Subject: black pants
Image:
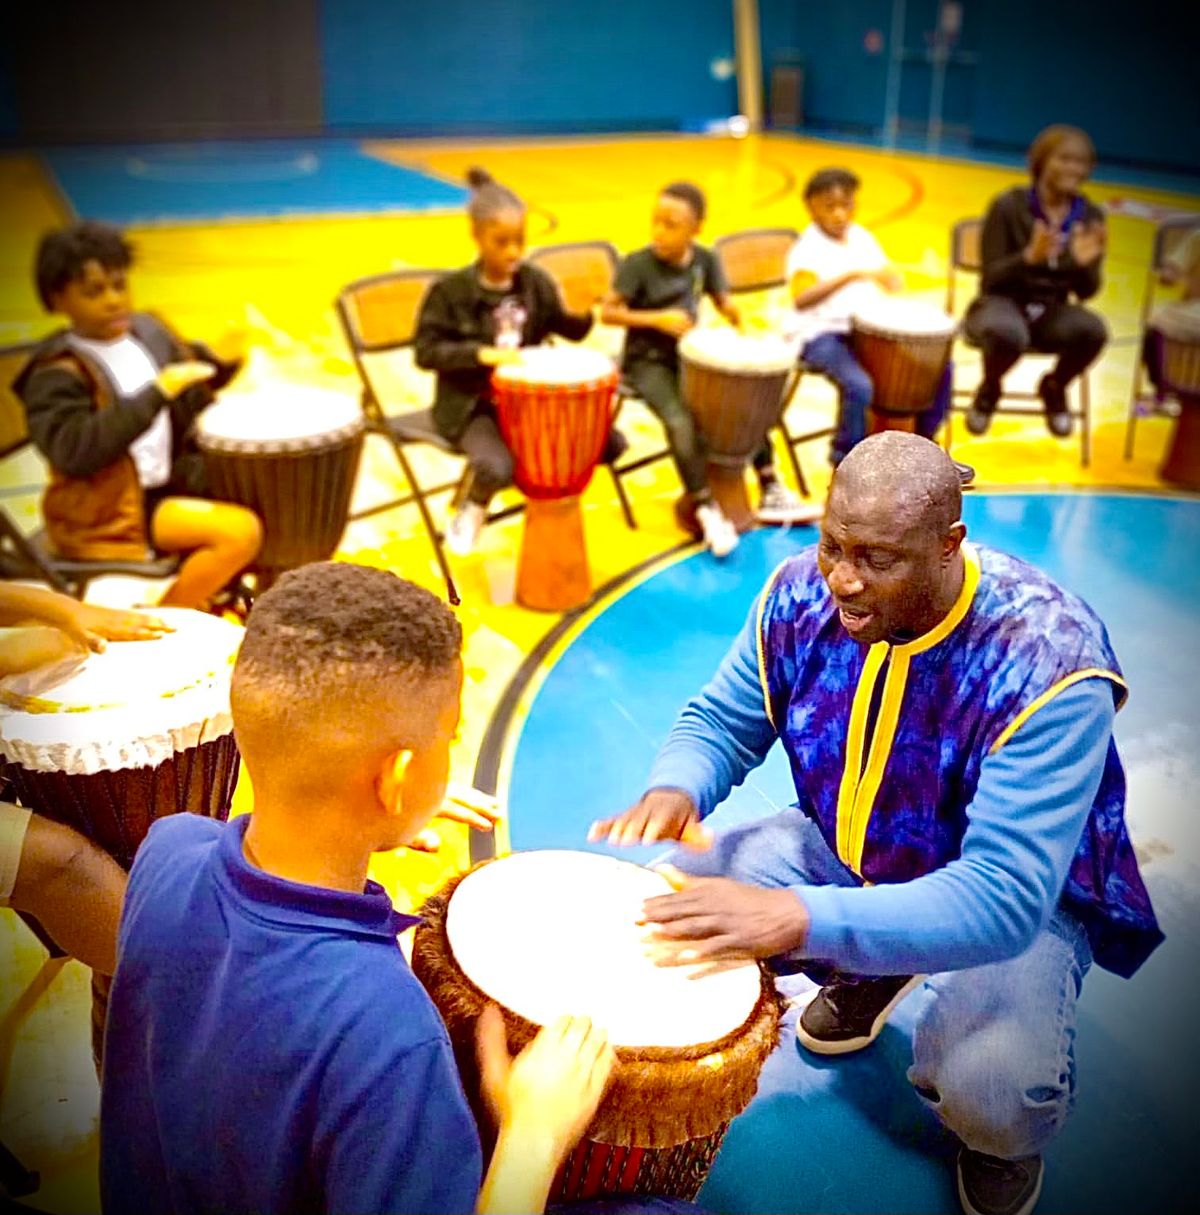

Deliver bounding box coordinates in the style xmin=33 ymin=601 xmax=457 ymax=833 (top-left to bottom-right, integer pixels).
xmin=964 ymin=296 xmax=1107 ymax=392
xmin=623 ymin=359 xmax=773 ymax=497
xmin=458 ymin=407 xmax=627 ymax=506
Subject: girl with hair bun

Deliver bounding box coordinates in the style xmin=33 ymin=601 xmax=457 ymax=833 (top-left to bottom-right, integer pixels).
xmin=415 ymin=168 xmax=625 ymax=556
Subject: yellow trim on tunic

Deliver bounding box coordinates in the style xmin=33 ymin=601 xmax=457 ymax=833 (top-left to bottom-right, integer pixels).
xmin=990 ymin=667 xmax=1129 ymax=753
xmin=755 ymin=558 xmax=795 ymax=731
xmin=835 ymin=641 xmax=888 ymax=866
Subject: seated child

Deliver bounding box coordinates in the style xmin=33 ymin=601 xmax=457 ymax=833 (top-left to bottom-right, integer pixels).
xmin=1143 ymin=226 xmax=1200 ymax=404
xmin=787 ymin=168 xmax=954 ymax=467
xmin=603 ymin=181 xmax=812 ymax=557
xmin=13 ymin=221 xmax=262 ymax=610
xmin=416 ymin=168 xmax=627 ymax=556
xmin=100 ymin=561 xmax=615 ymax=1215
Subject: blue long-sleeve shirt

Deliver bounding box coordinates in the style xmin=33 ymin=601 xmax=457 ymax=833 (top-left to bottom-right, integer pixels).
xmin=647 ymin=602 xmax=1114 ymax=975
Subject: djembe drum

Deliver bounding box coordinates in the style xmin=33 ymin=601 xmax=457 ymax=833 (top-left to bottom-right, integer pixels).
xmin=851 ymin=298 xmax=957 ymax=431
xmin=0 ymin=608 xmax=242 ymax=1061
xmin=492 ymin=348 xmax=618 ymax=612
xmin=678 ymin=329 xmax=795 ymax=532
xmin=195 ymin=387 xmax=365 ymax=584
xmin=413 ymin=850 xmax=780 ymax=1202
xmin=1155 ymin=302 xmax=1200 ymax=489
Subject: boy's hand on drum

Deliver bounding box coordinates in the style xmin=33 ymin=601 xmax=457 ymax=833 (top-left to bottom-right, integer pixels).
xmin=477 ymin=1004 xmax=615 ymax=1156
xmin=62 ymin=603 xmax=173 ymax=652
xmin=437 ymin=783 xmax=501 ymax=833
xmin=640 ymin=867 xmax=810 ymax=967
xmin=157 ymin=361 xmax=217 ymax=399
xmin=478 ymin=346 xmax=524 ymax=367
xmin=655 ymin=309 xmax=695 ymax=339
xmin=208 ymin=324 xmax=250 ymax=365
xmin=871 ymin=267 xmax=904 ymax=292
xmin=588 ymin=788 xmax=713 ymax=849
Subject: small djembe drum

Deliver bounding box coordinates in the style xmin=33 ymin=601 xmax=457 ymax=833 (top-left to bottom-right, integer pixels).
xmin=413 ymin=850 xmax=781 ymax=1202
xmin=851 ymin=298 xmax=957 ymax=431
xmin=678 ymin=328 xmax=795 ymax=532
xmin=194 ymin=387 xmax=365 ymax=585
xmin=0 ymin=608 xmax=242 ymax=1061
xmin=492 ymin=348 xmax=619 ymax=612
xmin=1155 ymin=301 xmax=1200 ymax=489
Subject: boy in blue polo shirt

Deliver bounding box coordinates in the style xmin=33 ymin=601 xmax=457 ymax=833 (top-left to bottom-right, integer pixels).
xmin=100 ymin=562 xmax=614 ymax=1215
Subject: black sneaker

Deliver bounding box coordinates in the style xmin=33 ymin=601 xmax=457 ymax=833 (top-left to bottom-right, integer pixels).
xmin=796 ymin=973 xmax=925 ymax=1055
xmin=1038 ymin=375 xmax=1072 ymax=438
xmin=957 ymin=1147 xmax=1044 ymax=1215
xmin=953 ymin=459 xmax=977 ymax=487
xmin=965 ymin=385 xmax=999 ymax=435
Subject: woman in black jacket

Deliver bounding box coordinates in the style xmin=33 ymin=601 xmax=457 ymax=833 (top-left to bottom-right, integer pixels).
xmin=415 ymin=168 xmax=624 ymax=556
xmin=965 ymin=125 xmax=1108 ymax=437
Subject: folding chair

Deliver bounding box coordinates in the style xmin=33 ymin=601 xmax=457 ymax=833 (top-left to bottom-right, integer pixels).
xmin=524 ymin=241 xmax=642 ymax=528
xmin=0 ymin=341 xmax=181 ymax=597
xmin=944 ymin=218 xmax=1093 ymax=466
xmin=1124 ymin=215 xmax=1200 ymax=459
xmin=713 ymin=227 xmax=828 ymax=498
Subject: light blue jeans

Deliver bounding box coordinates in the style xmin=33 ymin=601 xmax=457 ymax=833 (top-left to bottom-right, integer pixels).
xmin=666 ymin=810 xmax=1092 ymax=1159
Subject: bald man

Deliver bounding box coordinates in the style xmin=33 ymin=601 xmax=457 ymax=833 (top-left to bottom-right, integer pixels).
xmin=592 ymin=433 xmax=1160 ymax=1215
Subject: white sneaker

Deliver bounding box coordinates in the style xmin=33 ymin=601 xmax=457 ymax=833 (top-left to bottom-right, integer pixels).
xmin=444 ymin=502 xmax=486 ymax=556
xmin=695 ymin=502 xmax=739 ymax=558
xmin=757 ymin=481 xmax=823 ymax=526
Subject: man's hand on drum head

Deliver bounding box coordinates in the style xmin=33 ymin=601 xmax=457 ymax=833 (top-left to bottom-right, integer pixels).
xmin=587 ymin=788 xmax=713 ymax=849
xmin=639 ymin=866 xmax=810 ymax=970
xmin=156 ymin=361 xmax=216 ymax=399
xmin=478 ymin=346 xmax=525 ymax=367
xmin=476 ymin=1004 xmax=616 ymax=1154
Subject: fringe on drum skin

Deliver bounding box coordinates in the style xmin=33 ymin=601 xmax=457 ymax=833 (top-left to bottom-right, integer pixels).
xmin=411 ymin=865 xmax=784 ymax=1150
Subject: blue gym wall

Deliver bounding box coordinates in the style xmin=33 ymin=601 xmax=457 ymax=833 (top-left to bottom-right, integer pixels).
xmin=318 ymin=0 xmax=738 ymax=135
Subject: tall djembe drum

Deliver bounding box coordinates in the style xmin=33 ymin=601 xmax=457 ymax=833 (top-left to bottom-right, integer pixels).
xmin=0 ymin=608 xmax=243 ymax=1060
xmin=492 ymin=348 xmax=619 ymax=612
xmin=678 ymin=329 xmax=794 ymax=532
xmin=195 ymin=387 xmax=365 ymax=586
xmin=851 ymin=298 xmax=957 ymax=432
xmin=1155 ymin=301 xmax=1200 ymax=489
xmin=413 ymin=850 xmax=781 ymax=1202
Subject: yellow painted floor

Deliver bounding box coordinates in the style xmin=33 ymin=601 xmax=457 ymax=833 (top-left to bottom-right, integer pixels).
xmin=0 ymin=131 xmax=1197 ymax=1210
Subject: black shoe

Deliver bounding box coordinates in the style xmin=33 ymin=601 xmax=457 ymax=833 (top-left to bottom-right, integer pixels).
xmin=965 ymin=385 xmax=999 ymax=435
xmin=1038 ymin=375 xmax=1072 ymax=438
xmin=953 ymin=459 xmax=976 ymax=487
xmin=957 ymin=1147 xmax=1044 ymax=1215
xmin=796 ymin=973 xmax=925 ymax=1055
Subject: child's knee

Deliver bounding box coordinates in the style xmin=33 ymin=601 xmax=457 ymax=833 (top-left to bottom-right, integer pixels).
xmin=220 ymin=506 xmax=263 ymax=564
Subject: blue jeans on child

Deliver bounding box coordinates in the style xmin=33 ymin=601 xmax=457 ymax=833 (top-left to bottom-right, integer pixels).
xmin=666 ymin=810 xmax=1092 ymax=1160
xmin=801 ymin=331 xmax=953 ymax=464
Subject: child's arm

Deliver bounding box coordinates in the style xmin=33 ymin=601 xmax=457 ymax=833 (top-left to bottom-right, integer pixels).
xmin=712 ymin=293 xmax=742 ymax=329
xmin=536 ymin=271 xmax=593 ymax=343
xmin=23 ymin=362 xmax=213 ymax=479
xmin=414 ymin=280 xmax=497 ymax=372
xmin=599 ymin=293 xmax=693 ymax=338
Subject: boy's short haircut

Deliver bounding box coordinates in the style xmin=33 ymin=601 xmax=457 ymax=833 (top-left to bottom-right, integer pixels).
xmin=660 ymin=181 xmax=707 ymax=222
xmin=236 ymin=562 xmax=462 ymax=696
xmin=803 ymin=168 xmax=861 ymax=200
xmin=34 ymin=221 xmax=134 ymax=311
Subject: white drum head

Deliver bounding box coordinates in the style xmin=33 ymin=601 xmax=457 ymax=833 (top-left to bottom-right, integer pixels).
xmin=678 ymin=328 xmax=795 ymax=374
xmin=851 ymin=297 xmax=957 ymax=338
xmin=445 ymin=850 xmax=763 ymax=1049
xmin=493 ymin=346 xmax=616 ymax=386
xmin=0 ymin=608 xmax=241 ymax=774
xmin=196 ymin=385 xmax=363 ymax=452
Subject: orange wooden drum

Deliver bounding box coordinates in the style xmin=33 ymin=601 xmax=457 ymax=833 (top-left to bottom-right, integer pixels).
xmin=413 ymin=851 xmax=780 ymax=1202
xmin=1156 ymin=303 xmax=1200 ymax=489
xmin=851 ymin=299 xmax=957 ymax=431
xmin=492 ymin=348 xmax=618 ymax=612
xmin=678 ymin=329 xmax=795 ymax=531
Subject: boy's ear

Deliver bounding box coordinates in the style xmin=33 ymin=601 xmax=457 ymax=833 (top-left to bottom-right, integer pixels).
xmin=376 ymin=749 xmax=413 ymax=818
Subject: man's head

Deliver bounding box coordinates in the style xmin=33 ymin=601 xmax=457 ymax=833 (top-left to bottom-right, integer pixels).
xmin=652 ymin=181 xmax=705 ymax=263
xmin=803 ymin=168 xmax=860 ymax=241
xmin=231 ymin=563 xmax=463 ymax=852
xmin=818 ymin=433 xmax=966 ymax=645
xmin=35 ymin=221 xmax=135 ymax=339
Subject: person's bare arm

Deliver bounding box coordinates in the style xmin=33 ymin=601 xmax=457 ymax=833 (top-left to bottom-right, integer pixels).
xmin=600 ymin=292 xmax=694 ymax=338
xmin=790 ymin=267 xmax=864 ymax=310
xmin=9 ymin=814 xmax=126 ymax=974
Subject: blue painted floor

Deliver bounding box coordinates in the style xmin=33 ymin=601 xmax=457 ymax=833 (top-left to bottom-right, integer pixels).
xmin=506 ymin=493 xmax=1199 ymax=1213
xmin=44 ymin=140 xmax=467 ymax=225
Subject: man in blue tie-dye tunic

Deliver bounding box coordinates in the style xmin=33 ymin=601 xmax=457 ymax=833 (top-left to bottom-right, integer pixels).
xmin=592 ymin=432 xmax=1160 ymax=1215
